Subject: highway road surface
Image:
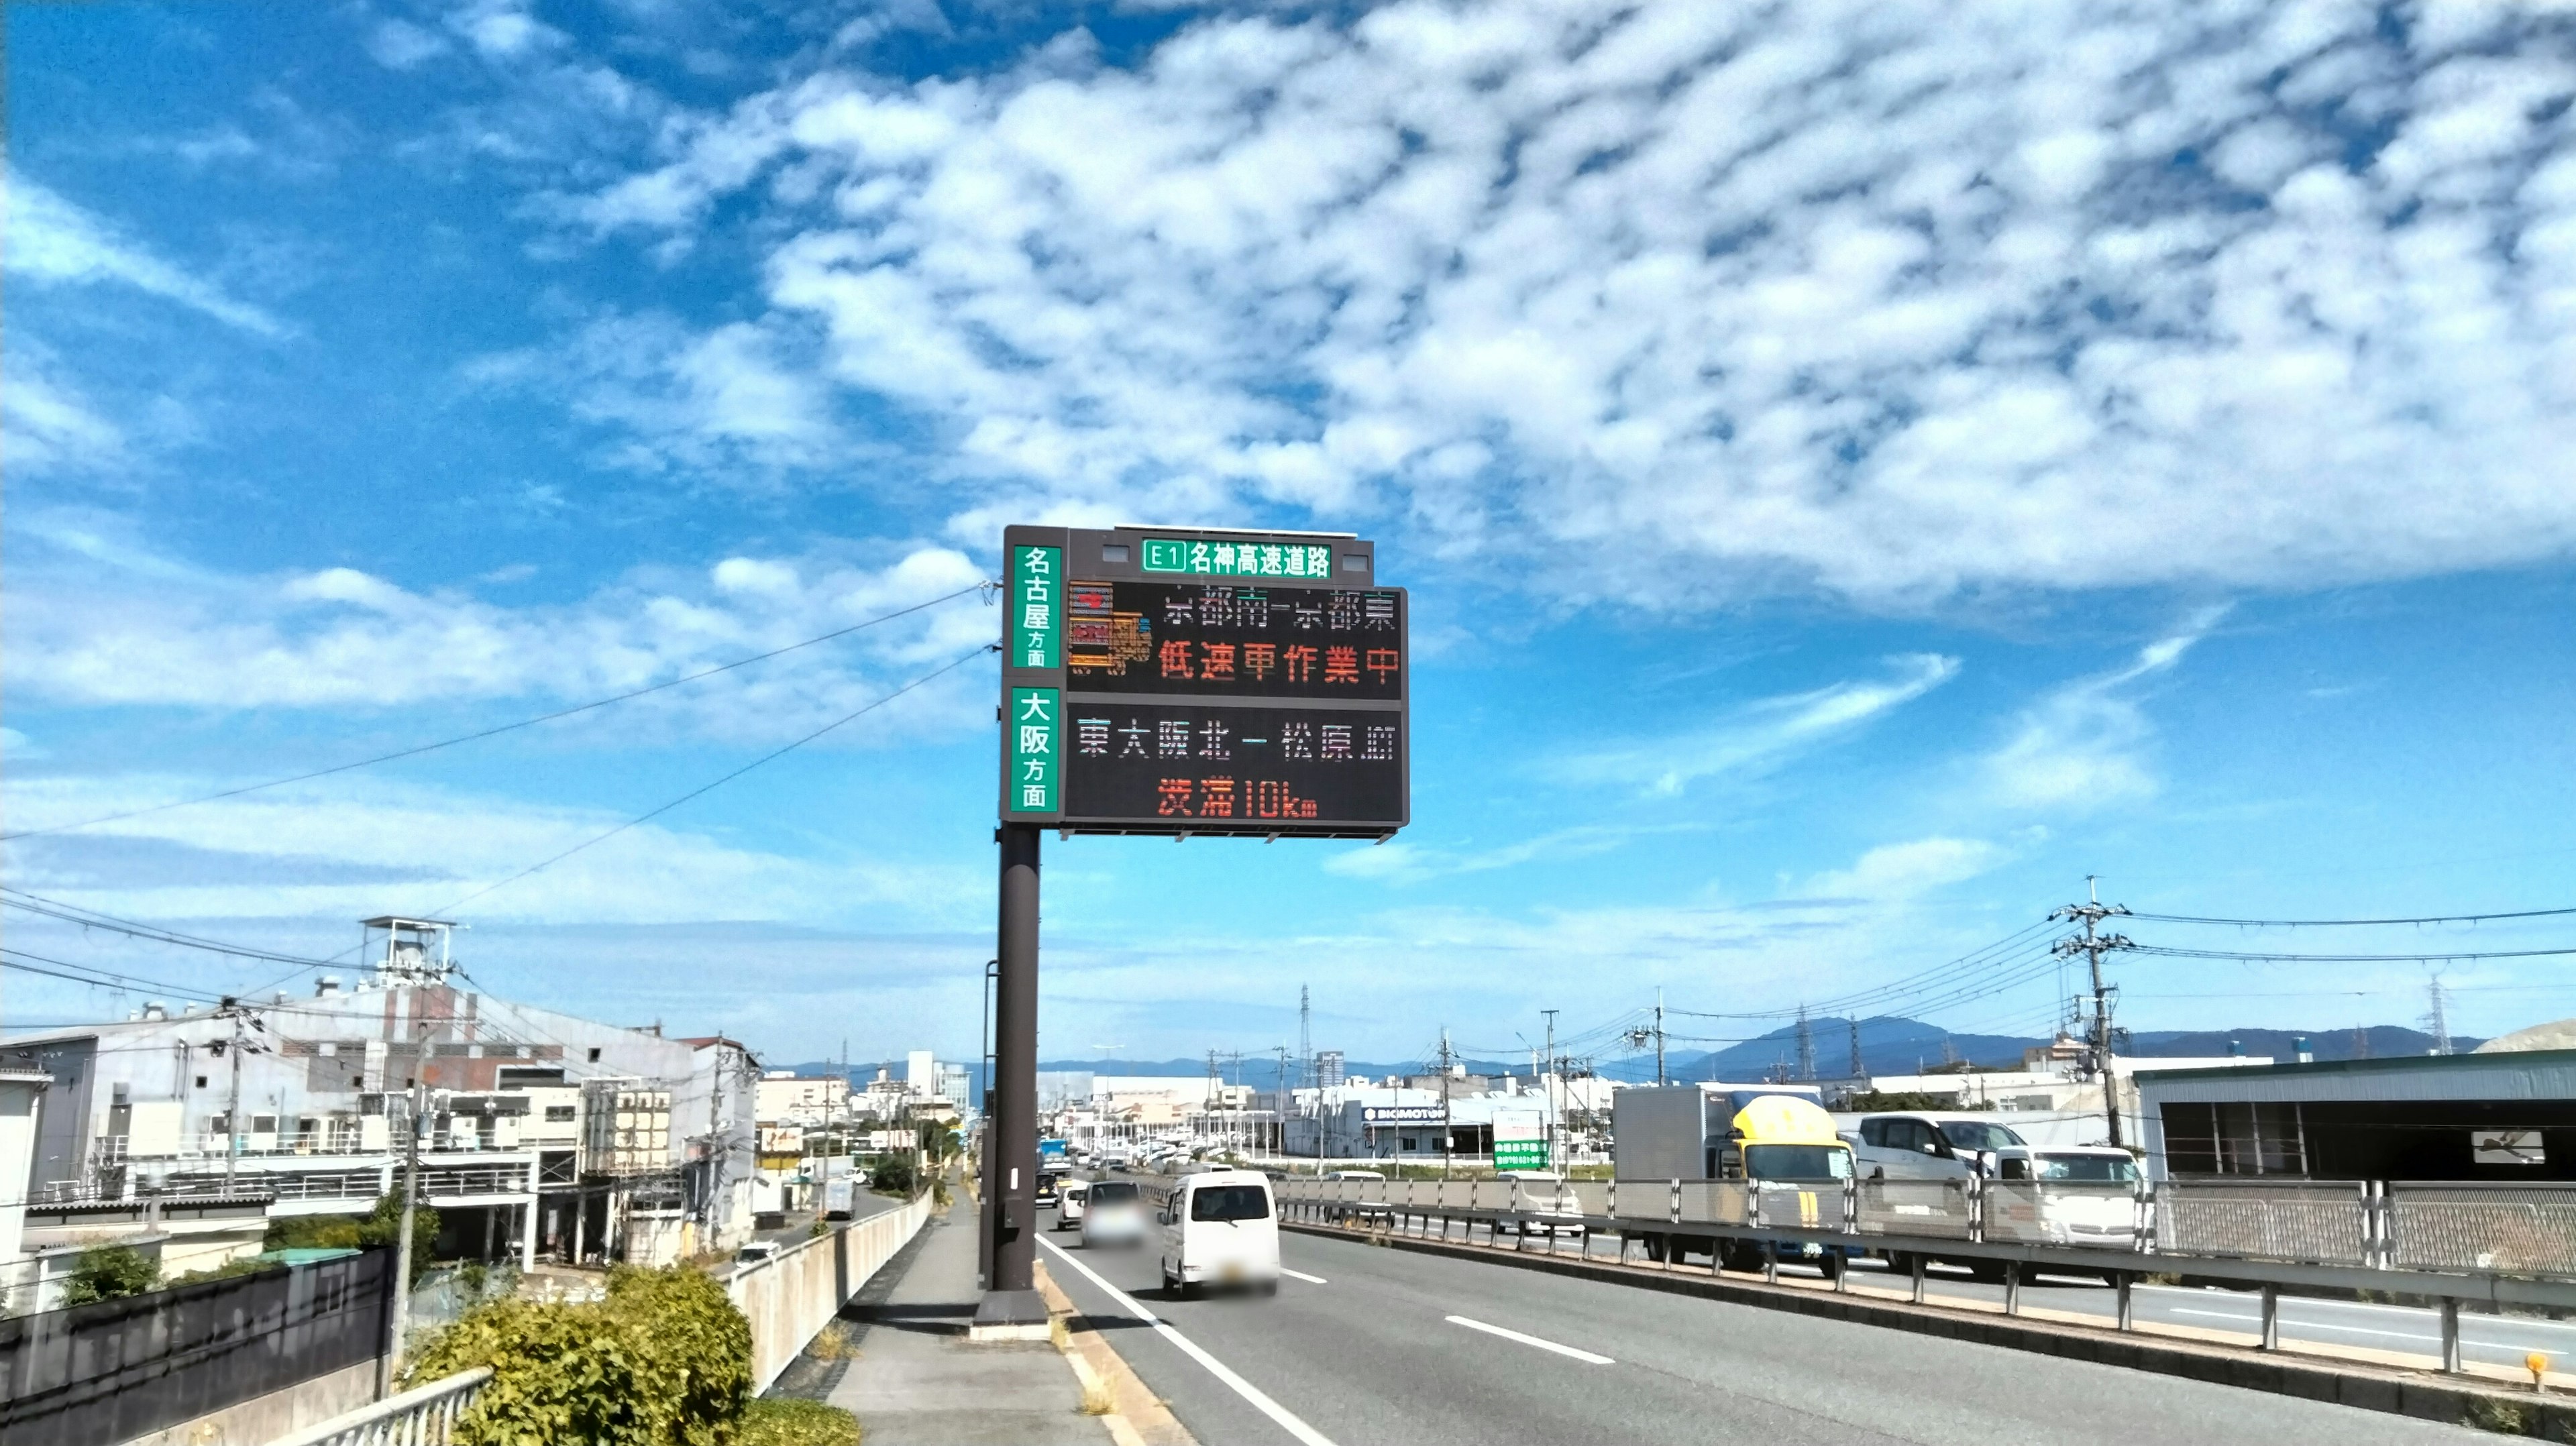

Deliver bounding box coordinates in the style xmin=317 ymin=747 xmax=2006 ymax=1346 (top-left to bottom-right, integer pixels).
xmin=1373 ymin=1219 xmax=2576 ymax=1376
xmin=1036 ymin=1209 xmax=2487 ymax=1446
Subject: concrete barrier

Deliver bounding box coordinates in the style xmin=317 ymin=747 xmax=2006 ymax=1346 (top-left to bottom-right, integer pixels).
xmin=727 ymin=1195 xmax=932 ymax=1392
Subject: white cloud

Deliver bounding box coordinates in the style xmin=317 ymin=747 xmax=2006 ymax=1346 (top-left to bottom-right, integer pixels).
xmin=1982 ymin=606 xmax=2229 ymax=812
xmin=1320 ymin=822 xmax=1705 ymax=884
xmin=0 ymin=773 xmax=983 ymax=928
xmin=551 ymin=0 xmax=2576 ymax=606
xmin=2 ymin=353 xmax=125 ymax=474
xmin=1561 ymin=653 xmax=1959 ymax=796
xmin=5 ymin=173 xmax=286 ymax=337
xmin=1800 ymin=836 xmax=2004 ymax=901
xmin=366 ymin=17 xmax=452 ymax=70
xmin=5 ymin=514 xmax=996 ymax=737
xmin=466 ymin=314 xmax=844 ymax=476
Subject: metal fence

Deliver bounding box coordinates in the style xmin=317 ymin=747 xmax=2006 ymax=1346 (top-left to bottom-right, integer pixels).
xmin=0 ymin=1249 xmax=391 ymax=1446
xmin=1852 ymin=1177 xmax=1976 ymax=1239
xmin=268 ymin=1366 xmax=492 ymax=1446
xmin=2389 ymin=1182 xmax=2576 ymax=1276
xmin=1273 ymin=1174 xmax=2576 ymax=1283
xmin=2156 ymin=1178 xmax=2372 ymax=1267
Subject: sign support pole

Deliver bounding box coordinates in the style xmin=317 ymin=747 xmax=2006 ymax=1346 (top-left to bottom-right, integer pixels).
xmin=973 ymin=822 xmax=1047 ymax=1338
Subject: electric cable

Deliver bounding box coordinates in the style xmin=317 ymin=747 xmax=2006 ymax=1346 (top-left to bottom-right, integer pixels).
xmin=2128 ymin=905 xmax=2576 ymax=928
xmin=420 ymin=643 xmax=998 ymax=918
xmin=1 ymin=581 xmax=994 ymax=842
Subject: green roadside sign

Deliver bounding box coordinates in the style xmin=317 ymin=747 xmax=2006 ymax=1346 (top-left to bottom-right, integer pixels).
xmin=1493 ymin=1137 xmax=1548 ymax=1170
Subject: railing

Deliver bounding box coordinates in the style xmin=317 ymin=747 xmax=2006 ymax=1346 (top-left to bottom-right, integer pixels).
xmin=2157 ymin=1178 xmax=2371 ymax=1266
xmin=729 ymin=1194 xmax=934 ymax=1391
xmin=1854 ymin=1178 xmax=1976 ymax=1239
xmin=1275 ymin=1174 xmax=2576 ymax=1283
xmin=268 ymin=1367 xmax=494 ymax=1446
xmin=2390 ymin=1182 xmax=2576 ymax=1276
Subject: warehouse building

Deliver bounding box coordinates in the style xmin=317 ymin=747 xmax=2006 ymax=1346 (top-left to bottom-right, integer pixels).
xmin=2137 ymin=1042 xmax=2576 ymax=1181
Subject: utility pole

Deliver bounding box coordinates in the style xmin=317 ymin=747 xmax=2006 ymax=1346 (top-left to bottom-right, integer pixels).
xmin=212 ymin=997 xmax=266 ymax=1192
xmin=383 ymin=1078 xmax=425 ymax=1397
xmin=1297 ymin=985 xmax=1312 ymax=1095
xmin=2051 ymin=877 xmax=2135 ymax=1150
xmin=1542 ymin=1009 xmax=1558 ymax=1169
xmin=1272 ymin=1046 xmax=1292 ymax=1167
xmin=1438 ymin=1030 xmax=1454 ymax=1180
xmin=976 ymin=823 xmax=1043 ymax=1336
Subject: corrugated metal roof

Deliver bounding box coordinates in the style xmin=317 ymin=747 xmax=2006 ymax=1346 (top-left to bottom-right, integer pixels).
xmin=2136 ymin=1048 xmax=2576 ymax=1103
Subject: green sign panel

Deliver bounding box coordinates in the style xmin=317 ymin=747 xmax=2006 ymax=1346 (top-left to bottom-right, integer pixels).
xmin=1008 ymin=687 xmax=1060 ymax=814
xmin=1493 ymin=1137 xmax=1548 ymax=1170
xmin=1012 ymin=544 xmax=1061 ymax=669
xmin=1142 ymin=537 xmax=1336 ymax=579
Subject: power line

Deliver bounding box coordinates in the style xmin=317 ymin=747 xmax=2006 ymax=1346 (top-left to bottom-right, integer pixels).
xmin=1 ymin=581 xmax=994 ymax=842
xmin=0 ymin=891 xmax=345 ymax=970
xmin=2131 ymin=944 xmax=2576 ymax=964
xmin=421 ymin=643 xmax=997 ymax=917
xmin=2128 ymin=905 xmax=2576 ymax=928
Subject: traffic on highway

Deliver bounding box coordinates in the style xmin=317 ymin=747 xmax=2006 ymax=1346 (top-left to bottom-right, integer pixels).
xmin=1028 ymin=1167 xmax=2498 ymax=1446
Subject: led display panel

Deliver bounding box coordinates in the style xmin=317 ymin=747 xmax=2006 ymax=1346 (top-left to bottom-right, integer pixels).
xmin=1001 ymin=525 xmax=1407 ymax=838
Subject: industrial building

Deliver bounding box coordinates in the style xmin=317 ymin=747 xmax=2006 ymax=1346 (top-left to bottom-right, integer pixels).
xmin=0 ymin=917 xmax=760 ymax=1306
xmin=2137 ymin=1040 xmax=2576 ymax=1180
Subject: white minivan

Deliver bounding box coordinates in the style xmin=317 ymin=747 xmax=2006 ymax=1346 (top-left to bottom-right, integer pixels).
xmin=1159 ymin=1168 xmax=1281 ymax=1298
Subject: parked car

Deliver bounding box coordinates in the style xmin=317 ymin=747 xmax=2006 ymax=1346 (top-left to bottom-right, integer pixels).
xmin=1160 ymin=1168 xmax=1281 ymax=1298
xmin=1848 ymin=1113 xmax=2029 ymax=1180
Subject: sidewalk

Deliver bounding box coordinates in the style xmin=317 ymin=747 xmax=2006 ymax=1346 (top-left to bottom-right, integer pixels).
xmin=826 ymin=1200 xmax=1114 ymax=1446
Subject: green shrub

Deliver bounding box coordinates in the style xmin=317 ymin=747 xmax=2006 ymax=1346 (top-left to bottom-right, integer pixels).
xmin=407 ymin=1264 xmax=752 ymax=1446
xmin=267 ymin=1189 xmax=439 ymax=1280
xmin=733 ymin=1399 xmax=861 ymax=1446
xmin=60 ymin=1245 xmax=160 ymax=1304
xmin=867 ymin=1156 xmax=919 ymax=1197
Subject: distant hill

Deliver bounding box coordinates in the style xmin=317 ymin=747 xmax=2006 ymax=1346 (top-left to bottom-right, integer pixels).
xmin=782 ymin=1019 xmax=2478 ymax=1099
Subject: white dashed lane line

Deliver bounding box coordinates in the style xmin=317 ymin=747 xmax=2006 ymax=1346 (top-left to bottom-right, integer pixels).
xmin=1444 ymin=1314 xmax=1617 ymax=1366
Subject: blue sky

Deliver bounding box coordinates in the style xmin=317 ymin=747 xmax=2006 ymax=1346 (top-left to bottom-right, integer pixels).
xmin=7 ymin=0 xmax=2575 ymax=1071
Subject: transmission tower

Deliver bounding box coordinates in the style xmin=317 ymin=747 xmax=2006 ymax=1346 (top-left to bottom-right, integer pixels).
xmin=2424 ymin=976 xmax=2453 ymax=1056
xmin=2051 ymin=877 xmax=2135 ymax=1149
xmin=1794 ymin=1004 xmax=1816 ymax=1081
xmin=1847 ymin=1018 xmax=1864 ymax=1080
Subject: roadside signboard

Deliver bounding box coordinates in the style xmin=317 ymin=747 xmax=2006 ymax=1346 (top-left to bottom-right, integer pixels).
xmin=1000 ymin=525 xmax=1408 ymax=838
xmin=1493 ymin=1121 xmax=1548 ymax=1170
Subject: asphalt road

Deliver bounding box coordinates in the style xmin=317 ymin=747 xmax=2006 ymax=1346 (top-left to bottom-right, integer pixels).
xmin=1034 ymin=1209 xmax=2486 ymax=1446
xmin=1548 ymin=1229 xmax=2576 ymax=1376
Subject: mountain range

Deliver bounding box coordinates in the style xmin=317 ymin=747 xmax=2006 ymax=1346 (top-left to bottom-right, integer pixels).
xmin=790 ymin=1016 xmax=2479 ymax=1097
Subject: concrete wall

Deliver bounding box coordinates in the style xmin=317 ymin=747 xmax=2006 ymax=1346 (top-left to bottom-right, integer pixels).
xmin=727 ymin=1194 xmax=931 ymax=1392
xmin=116 ymin=1359 xmax=378 ymax=1446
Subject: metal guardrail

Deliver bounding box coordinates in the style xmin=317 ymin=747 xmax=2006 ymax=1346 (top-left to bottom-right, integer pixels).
xmin=268 ymin=1367 xmax=494 ymax=1446
xmin=1272 ymin=1174 xmax=2576 ymax=1375
xmin=1275 ymin=1174 xmax=2576 ymax=1282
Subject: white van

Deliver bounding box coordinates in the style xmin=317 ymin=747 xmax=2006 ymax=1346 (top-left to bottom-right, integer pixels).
xmin=1848 ymin=1113 xmax=2029 ymax=1180
xmin=1055 ymin=1178 xmax=1090 ymax=1231
xmin=1158 ymin=1168 xmax=1281 ymax=1298
xmin=1496 ymin=1170 xmax=1586 ymax=1237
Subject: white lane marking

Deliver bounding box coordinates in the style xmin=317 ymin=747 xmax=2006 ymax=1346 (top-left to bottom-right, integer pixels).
xmin=1039 ymin=1237 xmax=1340 ymax=1446
xmin=1444 ymin=1314 xmax=1615 ymax=1366
xmin=2139 ymin=1286 xmax=2576 ymax=1337
xmin=2172 ymin=1308 xmax=2438 ymax=1345
xmin=1280 ymin=1268 xmax=1328 ymax=1285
